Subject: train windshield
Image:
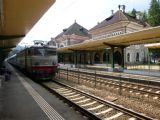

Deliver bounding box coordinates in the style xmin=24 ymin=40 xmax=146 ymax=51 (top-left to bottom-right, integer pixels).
xmin=45 ymin=48 xmax=57 ymax=55
xmin=34 ymin=48 xmax=56 ymax=56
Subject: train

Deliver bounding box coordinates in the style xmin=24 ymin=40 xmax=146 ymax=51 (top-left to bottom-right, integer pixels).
xmin=8 ymin=43 xmax=58 ymax=80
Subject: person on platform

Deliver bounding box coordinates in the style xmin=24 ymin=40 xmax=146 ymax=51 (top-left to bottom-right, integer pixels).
xmin=4 ymin=68 xmax=11 ymax=81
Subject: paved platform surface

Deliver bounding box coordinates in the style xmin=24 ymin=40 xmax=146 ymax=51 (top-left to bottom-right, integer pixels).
xmin=0 ymin=63 xmax=86 ymax=120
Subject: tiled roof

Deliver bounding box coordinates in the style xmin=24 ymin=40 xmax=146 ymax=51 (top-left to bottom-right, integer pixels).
xmin=55 ymin=22 xmax=90 ymax=39
xmin=90 ymin=10 xmax=146 ymax=31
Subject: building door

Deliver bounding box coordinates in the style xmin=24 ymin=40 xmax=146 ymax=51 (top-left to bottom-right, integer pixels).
xmin=114 ymin=51 xmax=122 ymax=65
xmin=94 ymin=52 xmax=100 ymax=64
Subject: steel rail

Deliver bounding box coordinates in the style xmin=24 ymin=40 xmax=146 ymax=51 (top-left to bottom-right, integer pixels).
xmin=41 ymin=80 xmax=154 ymax=120
xmin=59 ymin=68 xmax=160 ymax=87
xmin=39 ymin=82 xmax=102 ymax=120
xmin=60 ymin=68 xmax=160 ymax=96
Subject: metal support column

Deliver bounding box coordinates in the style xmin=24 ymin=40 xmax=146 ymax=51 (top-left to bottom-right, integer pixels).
xmin=83 ymin=51 xmax=86 ymax=68
xmin=148 ymin=49 xmax=151 ymax=71
xmin=121 ymin=47 xmax=125 ymax=69
xmin=106 ymin=48 xmax=109 ymax=68
xmin=111 ymin=46 xmax=115 ymax=69
xmin=90 ymin=51 xmax=92 ymax=65
xmin=74 ymin=51 xmax=78 ymax=68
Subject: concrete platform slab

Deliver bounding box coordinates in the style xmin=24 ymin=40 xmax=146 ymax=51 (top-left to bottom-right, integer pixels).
xmin=0 ymin=63 xmax=86 ymax=120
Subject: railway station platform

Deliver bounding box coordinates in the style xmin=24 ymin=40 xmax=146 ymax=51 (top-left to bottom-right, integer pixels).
xmin=0 ymin=63 xmax=86 ymax=120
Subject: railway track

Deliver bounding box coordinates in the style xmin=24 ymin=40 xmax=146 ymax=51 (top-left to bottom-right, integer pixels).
xmin=58 ymin=69 xmax=160 ymax=102
xmin=41 ymin=81 xmax=154 ymax=120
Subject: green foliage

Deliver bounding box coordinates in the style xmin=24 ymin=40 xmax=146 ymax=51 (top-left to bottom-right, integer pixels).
xmin=141 ymin=11 xmax=148 ymax=22
xmin=148 ymin=0 xmax=160 ymax=26
xmin=128 ymin=9 xmax=148 ymax=23
xmin=131 ymin=8 xmax=137 ymax=18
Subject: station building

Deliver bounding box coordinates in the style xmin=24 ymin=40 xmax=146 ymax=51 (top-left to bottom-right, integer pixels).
xmin=48 ymin=21 xmax=90 ymax=63
xmin=88 ymin=7 xmax=149 ymax=66
xmin=50 ymin=6 xmax=151 ymax=69
xmin=48 ymin=21 xmax=90 ymax=48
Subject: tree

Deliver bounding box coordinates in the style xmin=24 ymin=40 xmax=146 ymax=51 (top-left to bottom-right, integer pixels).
xmin=136 ymin=11 xmax=148 ymax=23
xmin=148 ymin=0 xmax=160 ymax=26
xmin=128 ymin=9 xmax=148 ymax=23
xmin=131 ymin=8 xmax=137 ymax=18
xmin=141 ymin=11 xmax=148 ymax=22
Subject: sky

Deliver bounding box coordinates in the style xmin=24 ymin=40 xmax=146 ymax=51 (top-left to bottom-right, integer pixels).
xmin=20 ymin=0 xmax=151 ymax=45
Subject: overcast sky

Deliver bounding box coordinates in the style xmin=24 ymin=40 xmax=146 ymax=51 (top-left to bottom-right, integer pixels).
xmin=20 ymin=0 xmax=151 ymax=45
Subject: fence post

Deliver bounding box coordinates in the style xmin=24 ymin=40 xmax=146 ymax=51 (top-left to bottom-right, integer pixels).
xmin=59 ymin=68 xmax=60 ymax=79
xmin=67 ymin=68 xmax=68 ymax=80
xmin=78 ymin=68 xmax=80 ymax=84
xmin=94 ymin=70 xmax=97 ymax=88
xmin=119 ymin=73 xmax=122 ymax=95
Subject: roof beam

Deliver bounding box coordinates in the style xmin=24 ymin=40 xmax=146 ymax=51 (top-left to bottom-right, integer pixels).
xmin=68 ymin=48 xmax=91 ymax=52
xmin=0 ymin=35 xmax=25 ymax=40
xmin=68 ymin=48 xmax=76 ymax=51
xmin=103 ymin=42 xmax=128 ymax=48
xmin=0 ymin=45 xmax=16 ymax=49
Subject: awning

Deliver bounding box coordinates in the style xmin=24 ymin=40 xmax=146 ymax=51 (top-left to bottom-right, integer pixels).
xmin=57 ymin=26 xmax=160 ymax=53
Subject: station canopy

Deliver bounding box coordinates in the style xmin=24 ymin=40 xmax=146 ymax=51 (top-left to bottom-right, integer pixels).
xmin=0 ymin=0 xmax=56 ymax=55
xmin=57 ymin=26 xmax=160 ymax=53
xmin=145 ymin=43 xmax=160 ymax=49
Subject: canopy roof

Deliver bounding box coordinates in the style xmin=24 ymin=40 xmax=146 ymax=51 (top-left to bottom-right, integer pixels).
xmin=57 ymin=26 xmax=160 ymax=53
xmin=0 ymin=0 xmax=56 ymax=56
xmin=145 ymin=43 xmax=160 ymax=49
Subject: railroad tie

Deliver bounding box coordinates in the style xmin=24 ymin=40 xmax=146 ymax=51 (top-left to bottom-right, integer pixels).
xmin=67 ymin=94 xmax=80 ymax=98
xmin=87 ymin=104 xmax=104 ymax=111
xmin=62 ymin=92 xmax=76 ymax=96
xmin=81 ymin=101 xmax=97 ymax=107
xmin=103 ymin=112 xmax=123 ymax=120
xmin=71 ymin=96 xmax=85 ymax=101
xmin=75 ymin=98 xmax=90 ymax=104
xmin=128 ymin=117 xmax=137 ymax=120
xmin=95 ymin=108 xmax=113 ymax=115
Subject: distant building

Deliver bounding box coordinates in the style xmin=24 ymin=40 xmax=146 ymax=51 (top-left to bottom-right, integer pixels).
xmin=49 ymin=21 xmax=90 ymax=48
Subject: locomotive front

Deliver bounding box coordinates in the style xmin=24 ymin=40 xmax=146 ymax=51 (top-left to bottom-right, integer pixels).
xmin=30 ymin=46 xmax=58 ymax=80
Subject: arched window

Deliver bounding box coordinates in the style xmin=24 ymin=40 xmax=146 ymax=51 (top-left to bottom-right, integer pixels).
xmin=136 ymin=52 xmax=139 ymax=62
xmin=127 ymin=53 xmax=130 ymax=62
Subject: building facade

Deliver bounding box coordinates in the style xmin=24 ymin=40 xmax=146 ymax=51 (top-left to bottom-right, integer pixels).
xmin=88 ymin=6 xmax=149 ymax=65
xmin=49 ymin=21 xmax=90 ymax=48
xmin=48 ymin=21 xmax=90 ymax=64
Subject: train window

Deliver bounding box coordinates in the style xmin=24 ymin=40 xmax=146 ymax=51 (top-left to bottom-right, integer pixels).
xmin=34 ymin=48 xmax=45 ymax=56
xmin=33 ymin=48 xmax=56 ymax=56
